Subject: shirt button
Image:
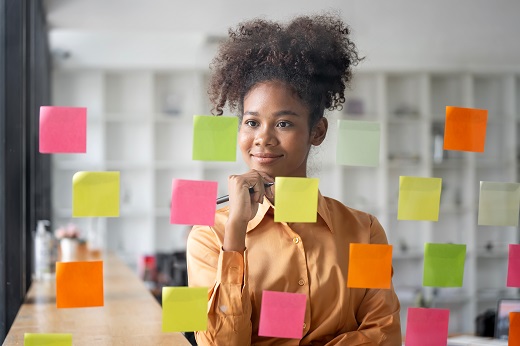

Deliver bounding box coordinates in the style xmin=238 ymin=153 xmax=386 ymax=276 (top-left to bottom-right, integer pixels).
xmin=298 ymin=279 xmax=305 ymax=286
xmin=293 ymin=237 xmax=300 ymax=244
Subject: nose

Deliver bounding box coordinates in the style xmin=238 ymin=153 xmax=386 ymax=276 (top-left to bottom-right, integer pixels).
xmin=254 ymin=125 xmax=278 ymax=147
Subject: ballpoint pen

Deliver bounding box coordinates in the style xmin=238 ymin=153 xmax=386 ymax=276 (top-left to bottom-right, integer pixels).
xmin=216 ymin=182 xmax=274 ymax=205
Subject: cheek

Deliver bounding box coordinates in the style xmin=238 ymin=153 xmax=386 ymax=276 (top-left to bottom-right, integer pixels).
xmin=238 ymin=129 xmax=252 ymax=151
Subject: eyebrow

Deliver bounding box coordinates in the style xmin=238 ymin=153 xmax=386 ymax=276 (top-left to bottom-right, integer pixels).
xmin=243 ymin=110 xmax=300 ymax=117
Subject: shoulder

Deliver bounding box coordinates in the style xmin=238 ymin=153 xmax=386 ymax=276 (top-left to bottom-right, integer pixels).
xmin=322 ymin=196 xmax=387 ymax=244
xmin=323 ymin=195 xmax=377 ymax=226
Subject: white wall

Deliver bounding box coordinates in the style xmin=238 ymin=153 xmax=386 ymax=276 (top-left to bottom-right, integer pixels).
xmin=47 ymin=0 xmax=520 ymax=69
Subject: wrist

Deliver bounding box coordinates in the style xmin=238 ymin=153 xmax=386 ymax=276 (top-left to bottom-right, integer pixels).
xmin=223 ymin=219 xmax=248 ymax=252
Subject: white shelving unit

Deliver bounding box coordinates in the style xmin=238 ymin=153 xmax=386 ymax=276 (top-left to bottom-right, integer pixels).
xmin=52 ymin=67 xmax=519 ymax=334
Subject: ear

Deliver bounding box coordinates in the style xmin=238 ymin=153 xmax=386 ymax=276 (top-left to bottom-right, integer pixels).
xmin=310 ymin=117 xmax=328 ymax=146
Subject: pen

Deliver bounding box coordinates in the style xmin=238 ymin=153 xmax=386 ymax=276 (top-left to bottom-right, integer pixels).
xmin=216 ymin=182 xmax=274 ymax=205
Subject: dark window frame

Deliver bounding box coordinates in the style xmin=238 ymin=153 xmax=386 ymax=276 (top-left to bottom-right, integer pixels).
xmin=1 ymin=0 xmax=51 ymax=339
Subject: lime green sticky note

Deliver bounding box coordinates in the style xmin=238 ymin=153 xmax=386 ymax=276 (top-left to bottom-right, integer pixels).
xmin=24 ymin=333 xmax=72 ymax=346
xmin=336 ymin=120 xmax=380 ymax=167
xmin=274 ymin=177 xmax=319 ymax=223
xmin=72 ymin=171 xmax=120 ymax=217
xmin=423 ymin=243 xmax=466 ymax=287
xmin=398 ymin=176 xmax=442 ymax=221
xmin=162 ymin=286 xmax=207 ymax=332
xmin=478 ymin=181 xmax=520 ymax=226
xmin=192 ymin=115 xmax=238 ymax=161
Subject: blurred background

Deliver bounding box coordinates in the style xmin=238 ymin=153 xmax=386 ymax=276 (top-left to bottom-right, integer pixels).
xmin=2 ymin=0 xmax=520 ymax=339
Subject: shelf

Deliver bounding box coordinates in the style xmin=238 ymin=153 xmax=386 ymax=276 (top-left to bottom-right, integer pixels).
xmin=105 ymin=114 xmax=151 ymax=123
xmin=51 ymin=67 xmax=520 ymax=336
xmin=393 ymin=251 xmax=423 ymax=260
xmin=105 ymin=161 xmax=151 ymax=170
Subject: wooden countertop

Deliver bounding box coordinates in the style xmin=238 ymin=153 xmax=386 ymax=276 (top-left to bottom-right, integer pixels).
xmin=3 ymin=247 xmax=191 ymax=345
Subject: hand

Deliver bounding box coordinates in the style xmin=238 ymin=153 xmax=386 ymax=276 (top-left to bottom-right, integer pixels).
xmin=223 ymin=170 xmax=274 ymax=252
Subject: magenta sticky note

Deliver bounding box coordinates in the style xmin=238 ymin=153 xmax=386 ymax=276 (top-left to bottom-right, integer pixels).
xmin=258 ymin=290 xmax=307 ymax=339
xmin=39 ymin=106 xmax=87 ymax=153
xmin=507 ymin=244 xmax=520 ymax=287
xmin=405 ymin=307 xmax=449 ymax=346
xmin=170 ymin=179 xmax=217 ymax=226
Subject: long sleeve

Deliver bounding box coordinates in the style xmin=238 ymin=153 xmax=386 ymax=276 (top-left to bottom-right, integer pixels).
xmin=323 ymin=285 xmax=402 ymax=345
xmin=186 ymin=225 xmax=252 ymax=346
xmin=321 ymin=215 xmax=402 ymax=345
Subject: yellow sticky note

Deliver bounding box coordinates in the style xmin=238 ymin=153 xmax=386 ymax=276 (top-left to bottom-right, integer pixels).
xmin=24 ymin=333 xmax=72 ymax=346
xmin=72 ymin=171 xmax=120 ymax=217
xmin=162 ymin=286 xmax=207 ymax=332
xmin=347 ymin=243 xmax=393 ymax=289
xmin=398 ymin=176 xmax=442 ymax=221
xmin=274 ymin=177 xmax=319 ymax=223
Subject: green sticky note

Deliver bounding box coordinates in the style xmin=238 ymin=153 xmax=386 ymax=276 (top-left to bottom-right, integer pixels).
xmin=192 ymin=115 xmax=238 ymax=161
xmin=72 ymin=171 xmax=120 ymax=217
xmin=336 ymin=120 xmax=380 ymax=167
xmin=478 ymin=181 xmax=520 ymax=226
xmin=274 ymin=177 xmax=319 ymax=223
xmin=24 ymin=333 xmax=72 ymax=346
xmin=162 ymin=286 xmax=207 ymax=332
xmin=398 ymin=176 xmax=442 ymax=221
xmin=423 ymin=243 xmax=466 ymax=287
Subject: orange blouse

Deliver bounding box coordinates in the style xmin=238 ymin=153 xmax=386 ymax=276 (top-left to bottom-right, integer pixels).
xmin=187 ymin=193 xmax=402 ymax=345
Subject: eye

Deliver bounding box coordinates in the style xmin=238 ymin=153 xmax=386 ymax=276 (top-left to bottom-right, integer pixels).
xmin=277 ymin=121 xmax=292 ymax=128
xmin=244 ymin=119 xmax=258 ymax=127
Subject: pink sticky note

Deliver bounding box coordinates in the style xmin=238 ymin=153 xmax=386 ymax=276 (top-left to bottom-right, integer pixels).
xmin=39 ymin=106 xmax=87 ymax=153
xmin=170 ymin=179 xmax=217 ymax=226
xmin=258 ymin=291 xmax=307 ymax=339
xmin=405 ymin=307 xmax=449 ymax=346
xmin=507 ymin=244 xmax=520 ymax=287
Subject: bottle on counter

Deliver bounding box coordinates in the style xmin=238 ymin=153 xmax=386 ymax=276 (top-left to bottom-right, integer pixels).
xmin=33 ymin=220 xmax=57 ymax=280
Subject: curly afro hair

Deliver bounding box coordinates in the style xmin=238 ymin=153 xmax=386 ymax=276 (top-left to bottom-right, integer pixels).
xmin=208 ymin=13 xmax=363 ymax=128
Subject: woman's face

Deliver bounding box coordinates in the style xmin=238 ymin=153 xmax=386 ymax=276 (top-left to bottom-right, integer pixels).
xmin=239 ymin=80 xmax=327 ymax=178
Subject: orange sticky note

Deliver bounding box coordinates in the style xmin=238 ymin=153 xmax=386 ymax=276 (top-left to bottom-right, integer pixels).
xmin=510 ymin=312 xmax=520 ymax=345
xmin=347 ymin=243 xmax=392 ymax=289
xmin=443 ymin=106 xmax=487 ymax=152
xmin=56 ymin=261 xmax=104 ymax=308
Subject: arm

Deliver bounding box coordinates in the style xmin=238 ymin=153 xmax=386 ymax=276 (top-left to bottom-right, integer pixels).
xmin=325 ymin=216 xmax=402 ymax=345
xmin=187 ymin=226 xmax=252 ymax=346
xmin=323 ymin=287 xmax=401 ymax=345
xmin=187 ymin=170 xmax=274 ymax=345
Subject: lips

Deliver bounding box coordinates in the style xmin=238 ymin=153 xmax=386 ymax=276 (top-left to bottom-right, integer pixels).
xmin=251 ymin=152 xmax=283 ymax=164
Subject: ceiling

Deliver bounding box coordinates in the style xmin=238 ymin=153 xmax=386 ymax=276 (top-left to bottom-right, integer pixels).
xmin=43 ymin=0 xmax=520 ymax=67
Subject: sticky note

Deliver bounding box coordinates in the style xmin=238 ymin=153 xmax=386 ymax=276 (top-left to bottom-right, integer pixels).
xmin=510 ymin=312 xmax=520 ymax=346
xmin=24 ymin=333 xmax=72 ymax=346
xmin=507 ymin=244 xmax=520 ymax=287
xmin=56 ymin=261 xmax=103 ymax=308
xmin=336 ymin=120 xmax=380 ymax=167
xmin=405 ymin=308 xmax=449 ymax=346
xmin=397 ymin=176 xmax=442 ymax=221
xmin=72 ymin=171 xmax=120 ymax=217
xmin=170 ymin=179 xmax=217 ymax=226
xmin=274 ymin=177 xmax=319 ymax=223
xmin=478 ymin=181 xmax=520 ymax=226
xmin=192 ymin=115 xmax=238 ymax=161
xmin=347 ymin=243 xmax=392 ymax=289
xmin=443 ymin=106 xmax=487 ymax=152
xmin=423 ymin=243 xmax=466 ymax=287
xmin=39 ymin=106 xmax=87 ymax=153
xmin=258 ymin=290 xmax=307 ymax=339
xmin=162 ymin=286 xmax=207 ymax=332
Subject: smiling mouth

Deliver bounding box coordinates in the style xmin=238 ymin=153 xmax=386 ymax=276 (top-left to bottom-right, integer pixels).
xmin=251 ymin=154 xmax=283 ymax=164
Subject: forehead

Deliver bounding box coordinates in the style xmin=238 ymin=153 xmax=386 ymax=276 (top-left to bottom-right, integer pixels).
xmin=244 ymin=80 xmax=307 ymax=110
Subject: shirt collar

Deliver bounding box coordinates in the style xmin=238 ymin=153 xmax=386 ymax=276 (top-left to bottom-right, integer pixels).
xmin=246 ymin=191 xmax=334 ymax=233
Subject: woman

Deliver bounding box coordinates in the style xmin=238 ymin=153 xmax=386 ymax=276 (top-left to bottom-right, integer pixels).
xmin=187 ymin=14 xmax=401 ymax=345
